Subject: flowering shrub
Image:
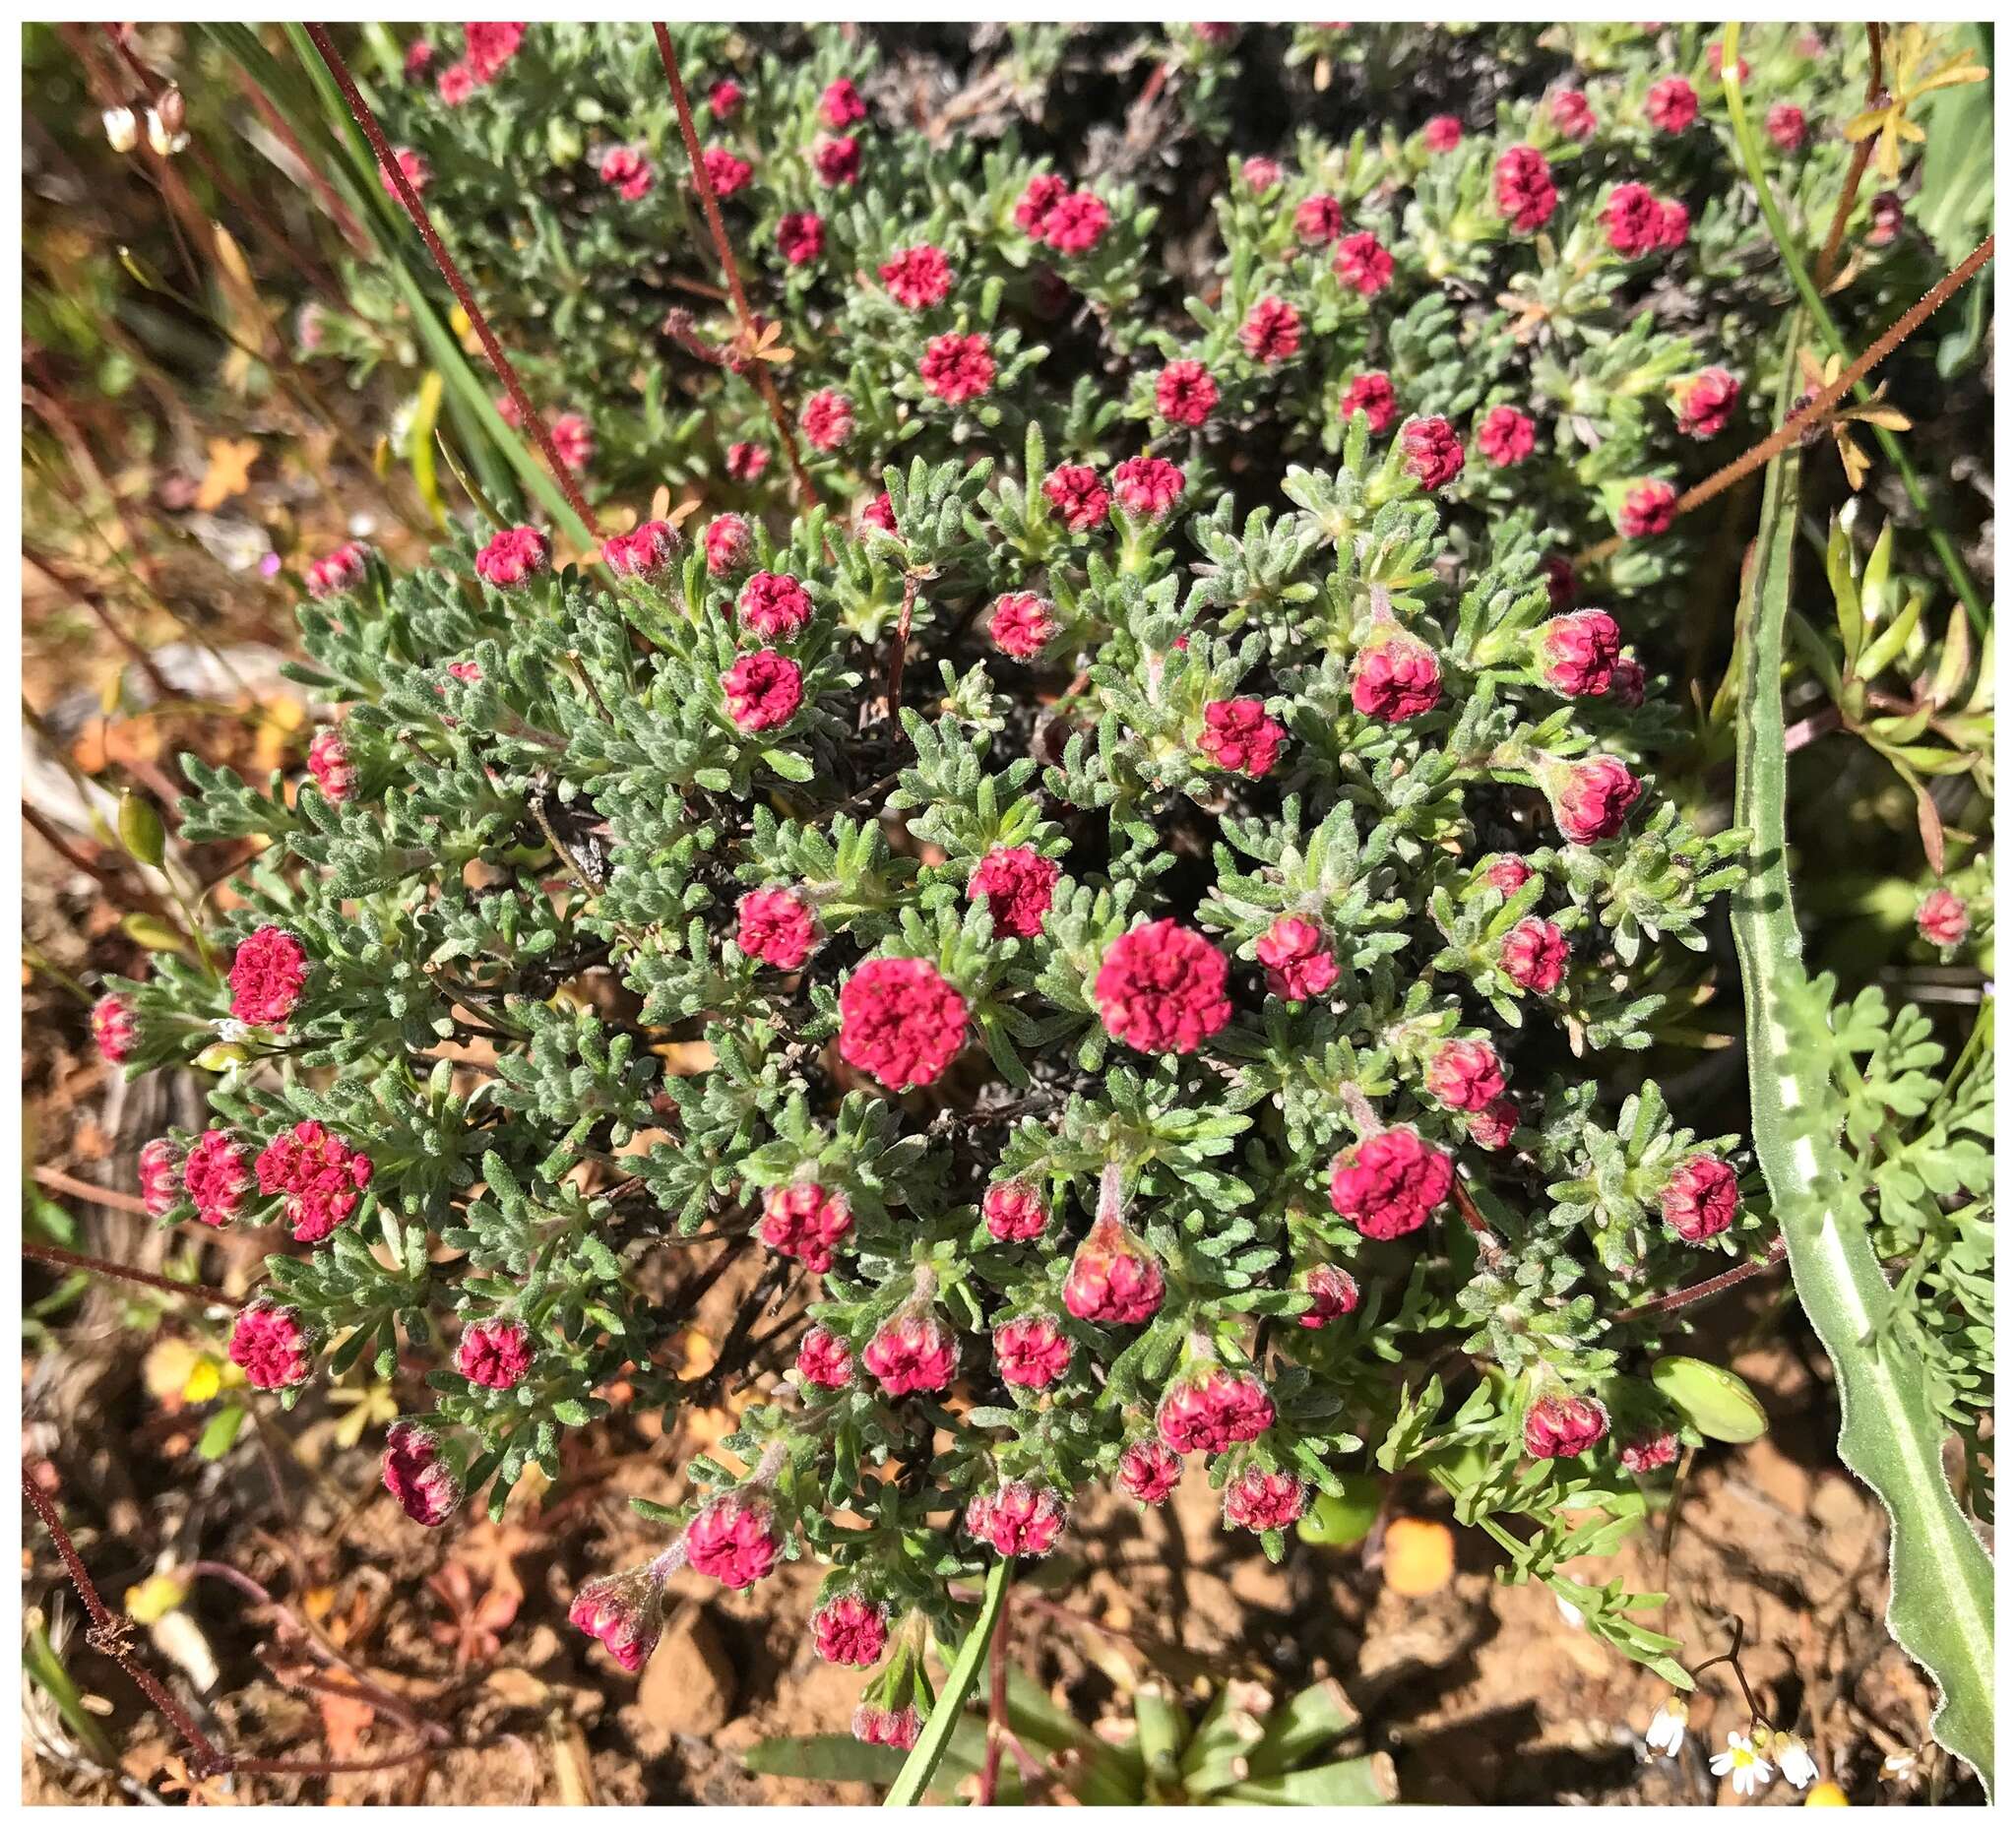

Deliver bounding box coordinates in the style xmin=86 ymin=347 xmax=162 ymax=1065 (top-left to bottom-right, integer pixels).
xmin=77 ymin=18 xmax=1995 ymax=1775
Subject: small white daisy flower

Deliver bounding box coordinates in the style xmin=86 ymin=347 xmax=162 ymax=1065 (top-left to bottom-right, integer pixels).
xmin=1644 ymin=1694 xmax=1688 ymax=1758
xmin=1774 ymin=1733 xmax=1818 ymax=1792
xmin=1711 ymin=1731 xmax=1774 ymax=1796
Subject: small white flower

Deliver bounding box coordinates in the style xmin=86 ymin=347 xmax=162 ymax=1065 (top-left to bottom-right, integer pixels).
xmin=1711 ymin=1731 xmax=1774 ymax=1796
xmin=1555 ymin=1593 xmax=1586 ymax=1629
xmin=1882 ymin=1748 xmax=1921 ymax=1783
xmin=145 ymin=108 xmax=190 ymax=157
xmin=1644 ymin=1694 xmax=1687 ymax=1758
xmin=103 ymin=106 xmax=140 ymax=153
xmin=213 ymin=1018 xmax=252 ymax=1044
xmin=1774 ymin=1733 xmax=1818 ymax=1792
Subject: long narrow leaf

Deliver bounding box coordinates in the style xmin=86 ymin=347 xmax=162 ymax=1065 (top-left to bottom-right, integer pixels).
xmin=1730 ymin=338 xmax=1995 ymax=1796
xmin=882 ymin=1556 xmax=1010 ymax=1807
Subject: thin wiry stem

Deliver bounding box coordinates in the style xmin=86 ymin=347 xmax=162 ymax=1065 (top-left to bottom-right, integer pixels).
xmin=303 ymin=24 xmax=600 ymax=542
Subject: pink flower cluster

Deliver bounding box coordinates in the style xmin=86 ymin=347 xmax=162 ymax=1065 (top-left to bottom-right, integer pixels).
xmin=686 ymin=1490 xmax=781 ymax=1590
xmin=1062 ymin=1219 xmax=1165 ymax=1324
xmin=229 ymin=926 xmax=308 ymax=1027
xmin=1156 ymin=1366 xmax=1274 ymax=1456
xmin=255 ymin=1119 xmax=375 ymax=1244
xmin=1328 ymin=1127 xmax=1455 ymax=1240
xmin=1197 ymin=697 xmax=1284 ymax=778
xmin=964 ymin=1481 xmax=1066 ymax=1557
xmin=1015 ymin=174 xmax=1110 ymax=254
xmin=1095 ymin=920 xmax=1231 ymax=1055
xmin=760 ymin=1179 xmax=854 ymax=1273
xmin=863 ymin=1305 xmax=959 ymax=1395
xmin=838 ymin=956 xmax=969 ymax=1089
xmin=969 ymin=845 xmax=1060 ymax=939
xmin=1256 ymin=915 xmax=1338 ymax=1002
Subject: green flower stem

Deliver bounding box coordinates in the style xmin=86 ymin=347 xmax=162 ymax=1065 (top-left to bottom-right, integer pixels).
xmin=1720 ymin=24 xmax=1988 ymax=633
xmin=885 ymin=1556 xmax=1012 ymax=1806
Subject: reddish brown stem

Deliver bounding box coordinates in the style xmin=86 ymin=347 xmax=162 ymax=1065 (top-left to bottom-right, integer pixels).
xmin=650 ymin=23 xmax=820 ymax=516
xmin=20 ymin=803 xmax=173 ymax=921
xmin=23 ymin=1465 xmax=233 ymax=1777
xmin=1815 ymin=26 xmax=1886 ymax=289
xmin=24 ymin=1238 xmax=232 ymax=1305
xmin=1614 ymin=1235 xmax=1790 ymax=1324
xmin=229 ymin=58 xmax=374 ymax=255
xmin=1574 ymin=232 xmax=1994 ymax=570
xmin=23 ymin=544 xmax=177 ymax=702
xmin=302 ymin=24 xmax=599 ymax=539
xmin=31 ymin=1166 xmax=153 ymax=1218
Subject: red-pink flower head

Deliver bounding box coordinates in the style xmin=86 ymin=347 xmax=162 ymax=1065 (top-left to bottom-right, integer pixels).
xmin=406 ymin=39 xmax=436 ymax=82
xmin=1294 ymin=193 xmax=1344 ymax=244
xmin=686 ymin=1489 xmax=780 ymax=1590
xmin=1239 ymin=295 xmax=1302 ymax=364
xmin=1328 ymin=1127 xmax=1454 ymax=1240
xmin=738 ymin=571 xmax=815 ymax=639
xmin=1155 ymin=358 xmax=1219 ymax=428
xmin=184 ymin=1129 xmax=249 ymax=1228
xmin=819 ymin=77 xmax=867 ymax=130
xmin=1766 ymin=102 xmax=1808 ymax=152
xmin=474 ymin=524 xmax=550 ymax=588
xmin=982 ymin=1179 xmax=1048 ymax=1242
xmin=1424 ymin=1038 xmax=1506 ymax=1112
xmin=1486 ymin=854 xmax=1534 ymax=897
xmin=709 ymin=78 xmax=742 ymax=119
xmin=1224 ymin=1468 xmax=1307 ymax=1532
xmin=1551 ymin=88 xmax=1596 ymax=139
xmin=1041 ymin=191 xmax=1110 ymax=255
xmin=1157 ymin=1366 xmax=1275 ymax=1456
xmin=838 ymin=956 xmax=969 ymax=1089
xmin=1621 ymin=1431 xmax=1680 ymax=1474
xmin=1043 ymin=463 xmax=1111 ymax=531
xmin=91 ymin=992 xmax=137 ymax=1064
xmin=1402 ymin=416 xmax=1465 ymax=491
xmin=1014 ymin=172 xmax=1069 ymax=234
xmin=139 ymin=1137 xmax=180 ymax=1219
xmin=306 ymin=540 xmax=369 ymax=599
xmin=919 ymin=332 xmax=995 ymax=404
xmin=570 ymin=1558 xmax=672 ymax=1673
xmin=1606 ymin=182 xmax=1665 ymax=256
xmin=383 ymin=1419 xmax=461 ymax=1527
xmin=1550 ymin=755 xmax=1644 ymax=845
xmin=1062 ymin=1217 xmax=1165 ymax=1325
xmin=812 ymin=1595 xmax=888 ymax=1667
xmin=1339 ymin=370 xmax=1399 ymax=433
xmin=702 ymin=146 xmax=753 ymax=196
xmin=1352 ymin=630 xmax=1443 ymax=722
xmin=703 ymin=514 xmax=753 ymax=576
xmin=305 ymin=726 xmax=355 ymax=805
xmin=1477 ymin=404 xmax=1537 ymax=468
xmin=229 ymin=926 xmax=308 ymax=1028
xmin=457 ymin=1319 xmax=533 ymax=1390
xmin=1537 ymin=609 xmax=1623 ymax=696
xmin=863 ymin=1303 xmax=959 ymax=1396
xmin=1469 ymin=1095 xmax=1520 ymax=1152
xmin=726 ymin=443 xmax=768 ymax=485
xmin=811 ymin=134 xmax=859 ymax=187
xmin=1676 ymin=368 xmax=1740 ymax=439
xmin=1256 ymin=914 xmax=1338 ymax=1003
xmin=853 ymin=1704 xmax=921 ymax=1749
xmin=722 ymin=650 xmax=803 ymax=731
xmin=1333 ymin=231 xmax=1394 ymax=296
xmin=1646 ymin=76 xmax=1698 ymax=133
xmin=737 ymin=886 xmax=820 ymax=971
xmin=760 ymin=1179 xmax=853 ymax=1273
xmin=1112 ymin=455 xmax=1184 ymax=520
xmin=970 ymin=846 xmax=1061 ymax=940
xmin=1618 ymin=479 xmax=1677 ymax=538
xmin=1916 ymin=887 xmax=1971 ymax=949
xmin=599 ymin=145 xmax=654 ymax=201
xmin=965 ymin=1481 xmax=1065 ymax=1557
xmin=1296 ymin=1262 xmax=1360 ymax=1328
xmin=1660 ymin=1155 xmax=1738 ymax=1243
xmin=1610 ymin=655 xmax=1647 ymax=708
xmin=255 ymin=1119 xmax=374 ymax=1245
xmin=464 ymin=21 xmax=525 ymax=82
xmin=1423 ymin=114 xmax=1464 ymax=153
xmin=1197 ymin=698 xmax=1284 ymax=779
xmin=988 ymin=592 xmax=1060 ymax=660
xmin=879 ymin=243 xmax=953 ymax=309
xmin=1493 ymin=145 xmax=1557 ymax=233
xmin=1499 ymin=916 xmax=1569 ymax=993
xmin=1241 ymin=156 xmax=1284 ymax=194
xmin=1096 ymin=919 xmax=1232 ymax=1055
xmin=1117 ymin=1438 xmax=1183 ymax=1504
xmin=777 ymin=211 xmax=824 ymax=265
xmin=995 ymin=1315 xmax=1071 ymax=1389
xmin=602 ymin=519 xmax=681 ymax=580
xmin=797 ymin=1324 xmax=854 ymax=1388
xmin=1524 ymin=1393 xmax=1608 ymax=1460
xmin=858 ymin=491 xmax=898 ymax=536
xmin=229 ymin=1299 xmax=314 ymax=1390
xmin=799 ymin=389 xmax=853 ymax=452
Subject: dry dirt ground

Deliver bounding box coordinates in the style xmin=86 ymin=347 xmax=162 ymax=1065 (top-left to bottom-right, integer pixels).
xmin=22 ymin=941 xmax=1967 ymax=1807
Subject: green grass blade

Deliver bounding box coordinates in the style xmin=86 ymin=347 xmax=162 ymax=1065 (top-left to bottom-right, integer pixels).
xmin=1730 ymin=335 xmax=1995 ymax=1796
xmin=882 ymin=1556 xmax=1010 ymax=1807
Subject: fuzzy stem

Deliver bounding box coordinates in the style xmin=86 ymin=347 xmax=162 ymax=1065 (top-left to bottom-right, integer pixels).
xmin=24 ymin=1239 xmax=234 ymax=1306
xmin=302 ymin=23 xmax=600 ymax=541
xmin=1571 ymin=232 xmax=1993 ymax=574
xmin=649 ymin=23 xmax=820 ymax=516
xmin=1613 ymin=1235 xmax=1789 ymax=1324
xmin=1813 ymin=26 xmax=1886 ymax=289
